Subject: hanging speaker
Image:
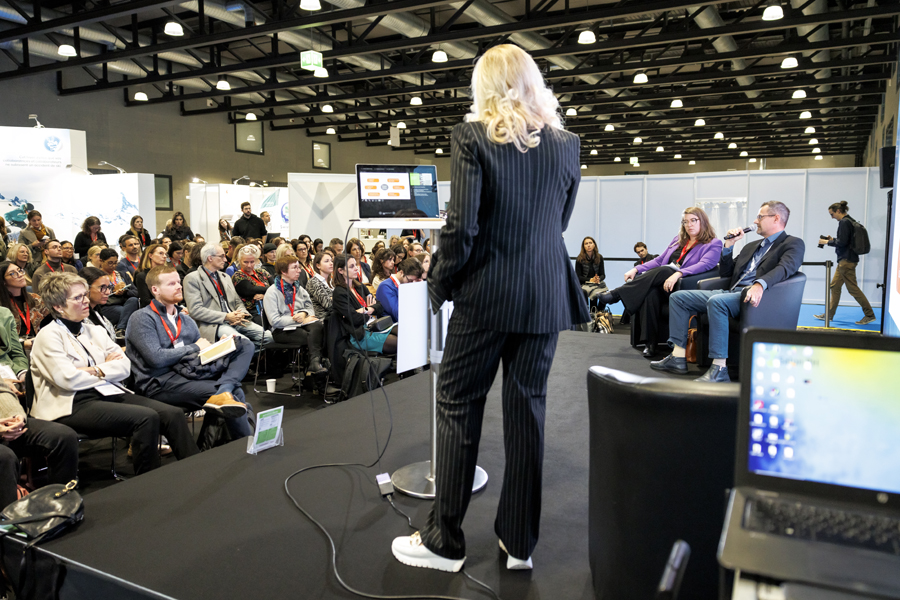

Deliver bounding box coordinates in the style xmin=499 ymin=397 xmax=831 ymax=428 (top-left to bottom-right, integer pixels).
xmin=879 ymin=146 xmax=896 ymax=189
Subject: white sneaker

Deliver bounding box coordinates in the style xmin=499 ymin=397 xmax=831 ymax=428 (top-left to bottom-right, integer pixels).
xmin=499 ymin=539 xmax=533 ymax=570
xmin=391 ymin=532 xmax=465 ymax=572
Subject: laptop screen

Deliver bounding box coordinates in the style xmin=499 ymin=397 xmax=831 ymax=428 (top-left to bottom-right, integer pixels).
xmin=747 ymin=340 xmax=900 ymax=495
xmin=355 ymin=164 xmax=439 ymax=218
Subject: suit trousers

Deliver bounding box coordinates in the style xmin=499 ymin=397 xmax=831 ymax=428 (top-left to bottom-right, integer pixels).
xmin=419 ymin=314 xmax=559 ymax=561
xmin=828 ymin=260 xmax=874 ymax=319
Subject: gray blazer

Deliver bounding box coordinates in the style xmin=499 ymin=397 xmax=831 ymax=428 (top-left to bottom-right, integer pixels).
xmin=183 ymin=267 xmax=249 ymax=342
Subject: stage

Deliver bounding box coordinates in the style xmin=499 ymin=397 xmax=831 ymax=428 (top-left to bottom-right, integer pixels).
xmin=21 ymin=331 xmax=692 ymax=600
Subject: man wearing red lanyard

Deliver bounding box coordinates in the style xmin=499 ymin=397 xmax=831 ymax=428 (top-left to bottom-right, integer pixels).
xmin=125 ymin=266 xmax=255 ymax=439
xmin=31 ymin=240 xmax=77 ymax=294
xmin=116 ymin=236 xmax=142 ymax=277
xmin=374 ymin=258 xmax=425 ymax=323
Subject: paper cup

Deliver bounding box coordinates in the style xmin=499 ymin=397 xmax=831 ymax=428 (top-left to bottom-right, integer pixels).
xmin=266 ymin=379 xmax=277 ymax=393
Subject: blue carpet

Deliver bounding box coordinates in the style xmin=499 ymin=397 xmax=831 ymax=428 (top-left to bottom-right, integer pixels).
xmin=798 ymin=304 xmax=882 ymax=331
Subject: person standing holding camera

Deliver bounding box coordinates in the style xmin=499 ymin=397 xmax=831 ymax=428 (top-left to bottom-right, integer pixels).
xmin=816 ymin=200 xmax=876 ymax=325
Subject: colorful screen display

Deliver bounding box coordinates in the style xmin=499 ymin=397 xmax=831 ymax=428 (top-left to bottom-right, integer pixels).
xmin=356 ymin=165 xmax=439 ymax=218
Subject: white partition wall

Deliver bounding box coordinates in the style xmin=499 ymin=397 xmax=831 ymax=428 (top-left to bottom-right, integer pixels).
xmin=564 ymin=168 xmax=890 ymax=307
xmin=190 ymin=183 xmax=288 ymax=243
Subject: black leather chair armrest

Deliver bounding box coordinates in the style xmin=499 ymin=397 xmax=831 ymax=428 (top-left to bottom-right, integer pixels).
xmin=677 ymin=268 xmax=719 ymax=292
xmin=697 ymin=276 xmax=729 ymax=291
xmin=741 ymin=272 xmax=807 ymax=329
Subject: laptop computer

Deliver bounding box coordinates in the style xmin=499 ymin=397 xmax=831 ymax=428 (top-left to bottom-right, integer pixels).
xmin=718 ymin=328 xmax=900 ymax=597
xmin=355 ymin=164 xmax=441 ymax=219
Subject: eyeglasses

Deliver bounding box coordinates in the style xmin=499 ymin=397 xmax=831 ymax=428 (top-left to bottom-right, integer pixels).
xmin=5 ymin=269 xmax=25 ymax=277
xmin=681 ymin=218 xmax=700 ymax=225
xmin=95 ymin=285 xmax=112 ymax=293
xmin=755 ymin=213 xmax=776 ymax=221
xmin=67 ymin=293 xmax=89 ymax=304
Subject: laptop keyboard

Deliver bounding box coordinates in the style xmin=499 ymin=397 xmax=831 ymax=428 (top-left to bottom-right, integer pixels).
xmin=744 ymin=497 xmax=900 ymax=556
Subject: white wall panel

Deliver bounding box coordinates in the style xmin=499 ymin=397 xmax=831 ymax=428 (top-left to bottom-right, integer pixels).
xmin=598 ymin=177 xmax=644 ymax=283
xmin=646 ymin=176 xmax=694 ymax=250
xmin=695 ymin=173 xmax=748 ymax=200
xmin=564 ymin=178 xmax=599 ymax=260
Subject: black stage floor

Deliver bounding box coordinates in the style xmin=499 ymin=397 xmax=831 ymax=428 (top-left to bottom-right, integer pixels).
xmin=34 ymin=330 xmax=696 ymax=600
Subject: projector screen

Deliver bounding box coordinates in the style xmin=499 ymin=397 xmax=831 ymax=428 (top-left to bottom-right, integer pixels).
xmin=885 ymin=146 xmax=900 ymax=337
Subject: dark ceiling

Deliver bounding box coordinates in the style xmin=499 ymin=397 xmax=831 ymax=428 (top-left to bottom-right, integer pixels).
xmin=1 ymin=0 xmax=898 ymax=164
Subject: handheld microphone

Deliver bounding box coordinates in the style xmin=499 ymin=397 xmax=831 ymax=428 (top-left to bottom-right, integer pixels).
xmin=724 ymin=226 xmax=752 ymax=240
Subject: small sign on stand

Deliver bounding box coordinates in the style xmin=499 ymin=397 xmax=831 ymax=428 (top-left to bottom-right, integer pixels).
xmin=247 ymin=406 xmax=284 ymax=455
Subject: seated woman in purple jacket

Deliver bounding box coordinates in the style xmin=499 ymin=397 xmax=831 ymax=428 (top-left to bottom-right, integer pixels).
xmin=597 ymin=207 xmax=722 ymax=357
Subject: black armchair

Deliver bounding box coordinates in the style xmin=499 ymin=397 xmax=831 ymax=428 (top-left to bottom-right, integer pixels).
xmin=587 ymin=366 xmax=738 ymax=600
xmin=631 ymin=268 xmax=719 ymax=351
xmin=695 ymin=271 xmax=807 ymax=368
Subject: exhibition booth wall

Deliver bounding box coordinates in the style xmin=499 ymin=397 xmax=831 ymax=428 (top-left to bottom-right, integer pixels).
xmin=189 ymin=183 xmax=288 ymax=243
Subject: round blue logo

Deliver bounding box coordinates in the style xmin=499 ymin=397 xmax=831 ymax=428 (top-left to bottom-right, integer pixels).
xmin=44 ymin=136 xmax=62 ymax=152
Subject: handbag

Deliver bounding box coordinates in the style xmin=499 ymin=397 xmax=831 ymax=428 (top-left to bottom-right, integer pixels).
xmin=685 ymin=315 xmax=698 ymax=364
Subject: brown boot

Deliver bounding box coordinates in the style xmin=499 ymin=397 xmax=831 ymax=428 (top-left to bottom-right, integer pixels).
xmin=203 ymin=392 xmax=248 ymax=418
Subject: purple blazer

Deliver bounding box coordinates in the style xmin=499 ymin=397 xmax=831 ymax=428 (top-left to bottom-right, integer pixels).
xmin=635 ymin=235 xmax=723 ymax=277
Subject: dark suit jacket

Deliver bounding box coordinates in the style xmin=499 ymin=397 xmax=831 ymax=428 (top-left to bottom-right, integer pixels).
xmin=430 ymin=121 xmax=589 ymax=333
xmin=719 ymin=231 xmax=805 ymax=290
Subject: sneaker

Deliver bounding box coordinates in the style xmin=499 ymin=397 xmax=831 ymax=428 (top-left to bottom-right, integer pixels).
xmin=813 ymin=314 xmax=826 ymax=321
xmin=391 ymin=532 xmax=465 ymax=572
xmin=499 ymin=539 xmax=533 ymax=570
xmin=856 ymin=316 xmax=876 ymax=325
xmin=202 ymin=392 xmax=248 ymax=418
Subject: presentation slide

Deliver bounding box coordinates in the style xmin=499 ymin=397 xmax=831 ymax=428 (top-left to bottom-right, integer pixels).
xmin=886 ymin=146 xmax=900 ymax=337
xmin=355 ymin=165 xmax=439 ymax=218
xmin=359 ymin=171 xmax=412 ymax=201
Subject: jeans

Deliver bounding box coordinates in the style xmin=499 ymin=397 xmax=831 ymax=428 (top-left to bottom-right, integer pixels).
xmin=668 ymin=288 xmax=744 ymax=360
xmin=218 ymin=321 xmax=272 ymax=348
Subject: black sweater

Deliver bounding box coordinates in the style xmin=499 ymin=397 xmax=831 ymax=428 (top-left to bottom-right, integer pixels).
xmin=576 ymin=255 xmax=605 ymax=285
xmin=333 ymin=281 xmax=384 ymax=341
xmin=73 ymin=231 xmax=107 ymax=258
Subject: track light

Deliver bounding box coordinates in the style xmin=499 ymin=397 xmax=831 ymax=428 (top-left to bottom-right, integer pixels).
xmin=614 ymin=157 xmax=621 ymax=162
xmin=325 ymin=127 xmax=336 ymax=135
xmin=300 ymin=0 xmax=321 ymax=10
xmin=432 ymin=50 xmax=448 ymax=63
xmin=57 ymin=44 xmax=76 ymax=57
xmin=397 ymin=122 xmax=406 ymax=129
xmin=314 ymin=67 xmax=328 ymax=78
xmin=749 ymin=158 xmax=757 ymax=163
xmin=216 ymin=77 xmax=231 ymax=91
xmin=633 ymin=137 xmax=642 ymax=144
xmin=781 ymin=56 xmax=798 ymax=69
xmin=800 ymin=111 xmax=812 ymax=119
xmin=164 ymin=21 xmax=184 ymax=36
xmin=694 ymin=119 xmax=705 ymax=126
xmin=581 ymin=165 xmax=587 ymax=170
xmin=435 ymin=148 xmax=443 ymax=154
xmin=245 ymin=113 xmax=257 ymax=121
xmin=322 ymin=104 xmax=333 ymax=113
xmin=670 ymin=99 xmax=683 ymax=108
xmin=633 ymin=72 xmax=648 ymax=84
xmin=590 ymin=149 xmax=598 ymax=155
xmin=410 ymin=96 xmax=423 ymax=106
xmin=792 ymin=89 xmax=807 ymax=99
xmin=689 ymin=160 xmax=696 ymax=165
xmin=805 ymin=126 xmax=816 ymax=134
xmin=815 ymin=155 xmax=823 ymax=160
xmin=633 ymin=163 xmax=641 ymax=167
xmin=740 ymin=151 xmax=748 ymax=157
xmin=134 ymin=92 xmax=148 ymax=101
xmin=604 ymin=124 xmax=615 ymax=131
xmin=714 ymin=132 xmax=724 ymax=140
xmin=728 ymin=142 xmax=738 ymax=149
xmin=812 ymin=147 xmax=821 ymax=153
xmin=578 ymin=30 xmax=596 ymax=44
xmin=566 ymin=108 xmax=577 ymax=116
xmin=809 ymin=138 xmax=819 ymax=145
xmin=762 ymin=0 xmax=784 ymax=21
xmin=674 ymin=154 xmax=682 ymax=159
xmin=656 ymin=146 xmax=664 ymax=152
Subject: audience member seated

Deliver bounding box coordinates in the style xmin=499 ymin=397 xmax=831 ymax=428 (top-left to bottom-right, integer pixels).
xmin=32 ymin=239 xmax=78 ymax=295
xmin=0 ymin=261 xmax=48 ymax=352
xmin=186 ymin=243 xmax=203 ymax=276
xmin=369 ymin=241 xmax=385 ymax=261
xmin=60 ymin=241 xmax=83 ymax=271
xmin=388 ymin=235 xmax=400 ymax=249
xmin=126 ymin=265 xmax=254 ymax=440
xmin=128 ymin=215 xmax=153 ymax=250
xmin=332 ymin=254 xmax=398 ymax=356
xmin=294 ymin=241 xmax=314 ymax=288
xmin=231 ymin=245 xmax=272 ymax=326
xmin=81 ymin=267 xmax=119 ymax=343
xmin=30 ymin=272 xmax=199 ymax=474
xmin=633 ymin=242 xmax=658 ymax=266
xmin=0 ymin=305 xmax=77 ymax=499
xmin=160 ymin=236 xmax=172 ymax=253
xmin=575 ymin=236 xmax=607 ymax=303
xmin=375 ymin=258 xmax=424 ymax=323
xmin=116 ymin=235 xmax=142 ymax=277
xmin=597 ymin=207 xmax=722 ymax=357
xmin=346 ymin=238 xmax=371 ymax=285
xmin=19 ymin=210 xmax=56 ymax=252
xmin=194 ymin=235 xmax=205 ymax=246
xmin=408 ymin=242 xmax=425 ymax=258
xmin=224 ymin=242 xmax=245 ymax=277
xmin=183 ymin=243 xmax=272 ymax=346
xmin=163 ymin=211 xmax=194 ymax=242
xmin=275 ymin=243 xmax=295 ymax=261
xmin=413 ymin=252 xmax=430 ymax=279
xmin=329 ymin=238 xmax=344 ymax=255
xmin=306 ymin=252 xmax=335 ymax=319
xmin=73 ymin=216 xmax=107 ymax=259
xmin=219 ymin=219 xmax=233 ymax=241
xmin=134 ymin=243 xmax=169 ymax=306
xmin=370 ymin=248 xmax=396 ymax=290
xmin=169 ymin=241 xmax=187 ymax=280
xmin=7 ymin=243 xmax=39 ymax=285
xmin=260 ymin=243 xmax=278 ymax=277
xmin=423 ymin=238 xmax=431 ymax=254
xmin=652 ymin=201 xmax=805 ymax=383
xmin=98 ymin=248 xmax=140 ymax=333
xmin=263 ymin=256 xmax=328 ymax=374
xmin=0 ymin=217 xmax=7 ymax=260
xmin=312 ymin=238 xmax=324 ymax=256
xmin=390 ymin=244 xmax=407 ymax=266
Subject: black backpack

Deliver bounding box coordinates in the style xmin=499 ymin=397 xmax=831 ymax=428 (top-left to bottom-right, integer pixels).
xmin=847 ymin=217 xmax=871 ymax=255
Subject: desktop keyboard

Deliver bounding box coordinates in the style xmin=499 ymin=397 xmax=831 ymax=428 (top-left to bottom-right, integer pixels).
xmin=744 ymin=496 xmax=900 ymax=556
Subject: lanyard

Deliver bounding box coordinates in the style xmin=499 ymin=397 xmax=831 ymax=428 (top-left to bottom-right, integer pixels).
xmin=242 ymin=269 xmax=266 ymax=288
xmin=150 ymin=302 xmax=182 ymax=343
xmin=127 ymin=258 xmax=139 ymax=272
xmin=46 ymin=262 xmax=56 ymax=273
xmin=205 ymin=269 xmax=224 ymax=297
xmin=13 ymin=300 xmax=30 ymax=336
xmin=351 ymin=284 xmax=367 ymax=308
xmin=390 ymin=275 xmax=399 ymax=289
xmin=675 ymin=241 xmax=696 ymax=265
xmin=279 ymin=279 xmax=295 ymax=316
xmin=55 ymin=320 xmax=97 ymax=367
xmin=91 ymin=233 xmax=97 ymax=242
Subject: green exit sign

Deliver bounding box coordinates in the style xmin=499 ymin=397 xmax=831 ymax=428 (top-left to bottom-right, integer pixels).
xmin=301 ymin=50 xmax=323 ymax=70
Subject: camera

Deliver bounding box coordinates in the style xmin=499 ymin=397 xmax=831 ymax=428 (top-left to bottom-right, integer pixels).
xmin=817 ymin=235 xmax=829 ymax=249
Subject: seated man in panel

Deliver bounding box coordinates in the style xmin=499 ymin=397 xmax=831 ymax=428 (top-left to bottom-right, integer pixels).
xmin=126 ymin=265 xmax=254 ymax=440
xmin=375 ymin=257 xmax=424 ymax=323
xmin=651 ymin=201 xmax=805 ymax=383
xmin=182 ymin=243 xmax=272 ymax=346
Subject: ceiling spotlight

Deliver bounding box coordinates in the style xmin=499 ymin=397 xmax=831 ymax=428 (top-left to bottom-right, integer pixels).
xmin=800 ymin=111 xmax=812 ymax=119
xmin=578 ymin=30 xmax=596 ymax=44
xmin=246 ymin=134 xmax=256 ymax=141
xmin=566 ymin=108 xmax=577 ymax=116
xmin=740 ymin=151 xmax=748 ymax=157
xmin=671 ymin=99 xmax=683 ymax=108
xmin=432 ymin=50 xmax=448 ymax=63
xmin=57 ymin=44 xmax=77 ymax=57
xmin=656 ymin=146 xmax=664 ymax=152
xmin=781 ymin=56 xmax=799 ymax=69
xmin=435 ymin=148 xmax=443 ymax=154
xmin=245 ymin=113 xmax=257 ymax=121
xmin=314 ymin=67 xmax=328 ymax=78
xmin=614 ymin=157 xmax=621 ymax=162
xmin=300 ymin=0 xmax=322 ymax=10
xmin=410 ymin=96 xmax=423 ymax=106
xmin=387 ymin=140 xmax=392 ymax=145
xmin=326 ymin=127 xmax=336 ymax=135
xmin=815 ymin=155 xmax=823 ymax=160
xmin=633 ymin=72 xmax=649 ymax=84
xmin=164 ymin=21 xmax=184 ymax=36
xmin=762 ymin=0 xmax=784 ymax=21
xmin=397 ymin=122 xmax=406 ymax=129
xmin=809 ymin=138 xmax=819 ymax=145
xmin=694 ymin=118 xmax=706 ymax=126
xmin=633 ymin=163 xmax=641 ymax=167
xmin=581 ymin=165 xmax=588 ymax=170
xmin=714 ymin=132 xmax=725 ymax=140
xmin=322 ymin=104 xmax=333 ymax=113
xmin=812 ymin=147 xmax=821 ymax=153
xmin=749 ymin=158 xmax=757 ymax=163
xmin=792 ymin=89 xmax=807 ymax=99
xmin=728 ymin=142 xmax=738 ymax=149
xmin=633 ymin=137 xmax=642 ymax=144
xmin=689 ymin=160 xmax=696 ymax=165
xmin=604 ymin=123 xmax=615 ymax=131
xmin=630 ymin=156 xmax=639 ymax=163
xmin=216 ymin=77 xmax=231 ymax=91
xmin=590 ymin=149 xmax=598 ymax=155
xmin=674 ymin=154 xmax=682 ymax=159
xmin=134 ymin=92 xmax=148 ymax=101
xmin=805 ymin=126 xmax=816 ymax=134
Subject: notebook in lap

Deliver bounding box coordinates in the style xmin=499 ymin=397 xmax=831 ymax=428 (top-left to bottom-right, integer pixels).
xmin=718 ymin=328 xmax=900 ymax=598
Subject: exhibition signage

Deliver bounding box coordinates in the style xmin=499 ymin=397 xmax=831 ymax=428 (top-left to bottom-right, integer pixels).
xmin=247 ymin=406 xmax=284 ymax=455
xmin=0 ymin=126 xmax=86 ymax=172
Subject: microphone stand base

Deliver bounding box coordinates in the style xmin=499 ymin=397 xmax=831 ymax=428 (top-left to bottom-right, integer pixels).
xmin=392 ymin=461 xmax=488 ymax=499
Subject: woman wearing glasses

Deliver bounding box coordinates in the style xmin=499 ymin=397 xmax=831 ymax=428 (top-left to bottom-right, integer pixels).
xmin=80 ymin=266 xmax=119 ymax=343
xmin=0 ymin=261 xmax=49 ymax=352
xmin=596 ymin=207 xmax=722 ymax=357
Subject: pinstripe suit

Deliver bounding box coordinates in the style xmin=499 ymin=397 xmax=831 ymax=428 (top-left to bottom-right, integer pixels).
xmin=420 ymin=121 xmax=589 ymax=561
